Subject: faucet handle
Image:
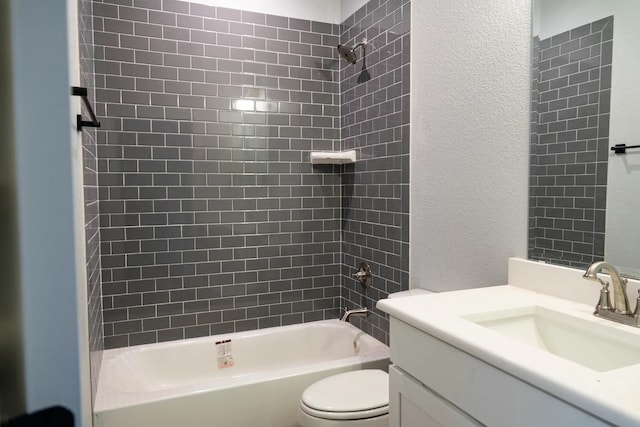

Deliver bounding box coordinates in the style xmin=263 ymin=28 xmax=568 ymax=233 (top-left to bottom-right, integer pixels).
xmin=353 ymin=262 xmax=373 ymax=287
xmin=596 ymin=281 xmax=613 ymax=312
xmin=634 ymin=290 xmax=640 ymax=318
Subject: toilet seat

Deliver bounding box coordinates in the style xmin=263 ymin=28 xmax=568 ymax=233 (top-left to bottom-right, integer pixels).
xmin=300 ymin=370 xmax=389 ymax=421
xmin=300 ymin=403 xmax=388 ymax=421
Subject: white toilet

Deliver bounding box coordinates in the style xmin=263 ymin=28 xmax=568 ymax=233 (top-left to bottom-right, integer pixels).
xmin=298 ymin=369 xmax=389 ymax=427
xmin=298 ymin=290 xmax=432 ymax=427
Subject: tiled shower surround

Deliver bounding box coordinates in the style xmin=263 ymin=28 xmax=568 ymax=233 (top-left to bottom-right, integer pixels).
xmin=94 ymin=0 xmax=409 ymax=348
xmin=529 ymin=17 xmax=612 ymax=268
xmin=78 ymin=0 xmax=103 ymax=405
xmin=340 ymin=0 xmax=410 ymax=342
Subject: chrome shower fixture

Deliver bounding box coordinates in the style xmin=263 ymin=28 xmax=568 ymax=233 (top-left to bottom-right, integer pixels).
xmin=337 ymin=39 xmax=368 ymax=65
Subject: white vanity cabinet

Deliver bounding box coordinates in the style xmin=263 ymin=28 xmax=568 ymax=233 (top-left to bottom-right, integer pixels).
xmin=389 ymin=366 xmax=481 ymax=427
xmin=388 ymin=317 xmax=610 ymax=427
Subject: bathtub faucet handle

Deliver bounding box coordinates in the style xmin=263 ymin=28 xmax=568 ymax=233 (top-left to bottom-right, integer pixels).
xmin=353 ymin=262 xmax=372 ymax=287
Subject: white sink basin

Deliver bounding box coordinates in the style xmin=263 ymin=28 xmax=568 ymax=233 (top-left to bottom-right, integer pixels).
xmin=377 ymin=262 xmax=640 ymax=426
xmin=464 ymin=306 xmax=640 ymax=372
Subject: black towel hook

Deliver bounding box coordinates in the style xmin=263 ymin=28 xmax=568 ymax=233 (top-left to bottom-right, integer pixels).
xmin=71 ymin=86 xmax=101 ymax=131
xmin=611 ymin=144 xmax=640 ymax=154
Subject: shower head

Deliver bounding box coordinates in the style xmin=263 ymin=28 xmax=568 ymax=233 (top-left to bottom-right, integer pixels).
xmin=337 ymin=44 xmax=358 ymax=64
xmin=337 ymin=40 xmax=367 ymax=65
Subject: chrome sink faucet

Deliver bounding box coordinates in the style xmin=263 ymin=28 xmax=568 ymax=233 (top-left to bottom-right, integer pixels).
xmin=583 ymin=261 xmax=640 ymax=327
xmin=340 ymin=307 xmax=368 ymax=322
xmin=583 ymin=261 xmax=630 ymax=314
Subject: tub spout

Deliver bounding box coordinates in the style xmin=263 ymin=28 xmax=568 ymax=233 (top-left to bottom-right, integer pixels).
xmin=340 ymin=307 xmax=368 ymax=322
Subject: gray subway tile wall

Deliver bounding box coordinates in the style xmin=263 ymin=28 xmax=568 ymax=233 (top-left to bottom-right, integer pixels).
xmin=528 ymin=35 xmax=540 ymax=264
xmin=340 ymin=0 xmax=411 ymax=345
xmin=79 ymin=0 xmax=103 ymax=407
xmin=94 ymin=0 xmax=344 ymax=348
xmin=529 ymin=17 xmax=612 ymax=268
xmin=94 ymin=0 xmax=410 ymax=348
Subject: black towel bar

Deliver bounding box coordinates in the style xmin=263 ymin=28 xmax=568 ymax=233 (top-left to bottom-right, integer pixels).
xmin=71 ymin=86 xmax=101 ymax=131
xmin=611 ymin=144 xmax=640 ymax=154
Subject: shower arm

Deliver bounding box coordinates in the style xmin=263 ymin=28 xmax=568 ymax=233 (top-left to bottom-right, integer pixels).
xmin=351 ymin=41 xmax=368 ymax=68
xmin=353 ymin=41 xmax=367 ymax=50
xmin=358 ymin=43 xmax=367 ymax=69
xmin=353 ymin=41 xmax=368 ymax=60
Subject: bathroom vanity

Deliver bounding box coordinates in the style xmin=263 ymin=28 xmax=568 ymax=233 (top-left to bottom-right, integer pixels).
xmin=379 ymin=258 xmax=640 ymax=427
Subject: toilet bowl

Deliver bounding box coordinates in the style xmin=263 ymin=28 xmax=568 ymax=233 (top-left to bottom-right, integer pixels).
xmin=298 ymin=369 xmax=389 ymax=427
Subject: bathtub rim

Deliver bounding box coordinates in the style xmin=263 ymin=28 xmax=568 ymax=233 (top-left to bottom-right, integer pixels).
xmin=95 ymin=319 xmax=390 ymax=412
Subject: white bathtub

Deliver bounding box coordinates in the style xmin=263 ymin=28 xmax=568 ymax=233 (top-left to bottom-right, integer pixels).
xmin=94 ymin=320 xmax=390 ymax=427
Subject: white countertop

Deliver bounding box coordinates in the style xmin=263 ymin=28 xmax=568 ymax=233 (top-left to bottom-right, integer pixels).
xmin=378 ymin=259 xmax=640 ymax=426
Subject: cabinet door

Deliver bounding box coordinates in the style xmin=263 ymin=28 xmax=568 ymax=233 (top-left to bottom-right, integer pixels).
xmin=389 ymin=366 xmax=482 ymax=427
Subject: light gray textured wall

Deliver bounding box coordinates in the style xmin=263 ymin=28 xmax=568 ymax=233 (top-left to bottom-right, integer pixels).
xmin=410 ymin=0 xmax=531 ymax=291
xmin=11 ymin=0 xmax=91 ymax=423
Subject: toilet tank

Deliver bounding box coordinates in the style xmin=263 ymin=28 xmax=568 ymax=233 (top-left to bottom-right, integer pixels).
xmin=388 ymin=289 xmax=432 ymax=299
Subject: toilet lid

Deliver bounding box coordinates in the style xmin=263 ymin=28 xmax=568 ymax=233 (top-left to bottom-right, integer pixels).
xmin=301 ymin=370 xmax=389 ymax=417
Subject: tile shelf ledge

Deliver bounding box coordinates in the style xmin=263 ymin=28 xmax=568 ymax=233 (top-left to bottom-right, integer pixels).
xmin=310 ymin=150 xmax=356 ymax=164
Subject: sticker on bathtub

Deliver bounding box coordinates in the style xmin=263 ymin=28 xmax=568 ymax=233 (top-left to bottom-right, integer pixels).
xmin=215 ymin=339 xmax=234 ymax=368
